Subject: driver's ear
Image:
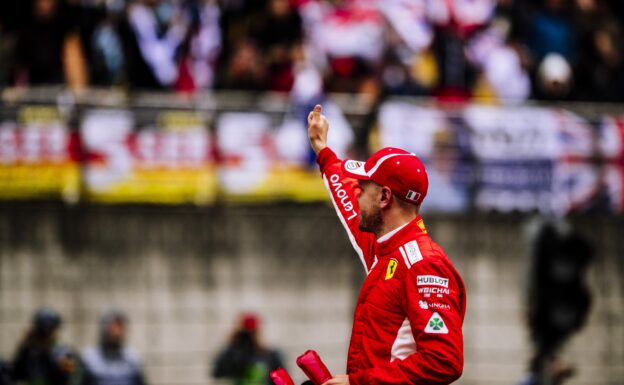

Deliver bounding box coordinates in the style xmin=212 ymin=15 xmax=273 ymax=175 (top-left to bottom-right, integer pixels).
xmin=379 ymin=187 xmax=393 ymax=208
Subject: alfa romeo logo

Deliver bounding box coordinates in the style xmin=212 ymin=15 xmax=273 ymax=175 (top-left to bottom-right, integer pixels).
xmin=429 ymin=316 xmax=444 ymax=331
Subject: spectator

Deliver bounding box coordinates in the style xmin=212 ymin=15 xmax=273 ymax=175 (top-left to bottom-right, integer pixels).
xmin=81 ymin=309 xmax=147 ymax=385
xmin=0 ymin=2 xmax=19 ymax=87
xmin=11 ymin=307 xmax=82 ymax=385
xmin=528 ymin=0 xmax=576 ymax=63
xmin=84 ymin=1 xmax=127 ymax=86
xmin=174 ymin=0 xmax=222 ymax=93
xmin=212 ymin=314 xmax=283 ymax=385
xmin=378 ymin=0 xmax=436 ymax=96
xmin=0 ymin=358 xmax=12 ymax=385
xmin=13 ymin=0 xmax=88 ymax=91
xmin=427 ymin=0 xmax=497 ymax=101
xmin=466 ymin=13 xmax=531 ymax=103
xmin=573 ymin=0 xmax=624 ymax=101
xmin=250 ymin=0 xmax=303 ymax=92
xmin=535 ymin=52 xmax=573 ymax=100
xmin=218 ymin=39 xmax=267 ymax=90
xmin=119 ymin=0 xmax=188 ymax=89
xmin=214 ymin=0 xmax=266 ymax=90
xmin=299 ymin=0 xmax=385 ymax=97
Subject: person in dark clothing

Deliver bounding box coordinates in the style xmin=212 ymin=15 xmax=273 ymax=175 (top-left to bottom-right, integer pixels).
xmin=0 ymin=359 xmax=12 ymax=385
xmin=250 ymin=0 xmax=303 ymax=92
xmin=80 ymin=310 xmax=146 ymax=385
xmin=573 ymin=1 xmax=624 ymax=102
xmin=13 ymin=0 xmax=87 ymax=89
xmin=212 ymin=314 xmax=283 ymax=385
xmin=11 ymin=307 xmax=82 ymax=385
xmin=119 ymin=0 xmax=189 ymax=90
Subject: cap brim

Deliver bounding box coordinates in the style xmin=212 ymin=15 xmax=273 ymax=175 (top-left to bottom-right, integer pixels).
xmin=342 ymin=159 xmax=369 ymax=179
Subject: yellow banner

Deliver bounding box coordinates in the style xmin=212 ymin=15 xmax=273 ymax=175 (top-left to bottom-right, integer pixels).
xmin=84 ymin=165 xmax=218 ymax=204
xmin=219 ymin=166 xmax=328 ymax=203
xmin=0 ymin=162 xmax=80 ymax=201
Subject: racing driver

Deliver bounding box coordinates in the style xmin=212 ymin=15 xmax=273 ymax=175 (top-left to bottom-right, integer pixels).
xmin=308 ymin=104 xmax=466 ymax=385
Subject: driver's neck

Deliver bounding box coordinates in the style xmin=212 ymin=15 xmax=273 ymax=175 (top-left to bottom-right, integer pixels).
xmin=375 ymin=211 xmax=418 ymax=241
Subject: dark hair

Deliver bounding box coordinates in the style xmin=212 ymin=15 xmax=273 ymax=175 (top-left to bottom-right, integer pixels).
xmin=32 ymin=307 xmax=62 ymax=337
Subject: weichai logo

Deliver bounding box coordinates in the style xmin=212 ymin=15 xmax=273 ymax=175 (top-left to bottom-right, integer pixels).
xmin=418 ymin=287 xmax=450 ymax=296
xmin=416 ymin=275 xmax=449 ymax=288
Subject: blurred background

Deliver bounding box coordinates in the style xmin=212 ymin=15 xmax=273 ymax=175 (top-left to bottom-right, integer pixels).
xmin=0 ymin=0 xmax=623 ymax=385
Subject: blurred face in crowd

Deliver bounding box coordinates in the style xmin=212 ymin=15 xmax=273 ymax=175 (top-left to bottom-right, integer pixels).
xmin=270 ymin=0 xmax=291 ymax=18
xmin=594 ymin=27 xmax=620 ymax=65
xmin=144 ymin=0 xmax=159 ymax=5
xmin=546 ymin=0 xmax=567 ymax=10
xmin=357 ymin=180 xmax=383 ymax=233
xmin=34 ymin=0 xmax=58 ymax=20
xmin=104 ymin=319 xmax=126 ymax=347
xmin=575 ymin=0 xmax=596 ymax=12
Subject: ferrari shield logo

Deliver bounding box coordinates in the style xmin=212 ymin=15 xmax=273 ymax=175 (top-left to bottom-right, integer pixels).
xmin=385 ymin=258 xmax=398 ymax=280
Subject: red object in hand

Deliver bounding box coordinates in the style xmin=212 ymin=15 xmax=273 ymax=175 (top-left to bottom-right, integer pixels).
xmin=270 ymin=368 xmax=295 ymax=385
xmin=296 ymin=350 xmax=332 ymax=385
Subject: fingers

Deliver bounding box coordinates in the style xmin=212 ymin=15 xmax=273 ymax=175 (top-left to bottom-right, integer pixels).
xmin=308 ymin=104 xmax=323 ymax=125
xmin=321 ymin=375 xmax=349 ymax=385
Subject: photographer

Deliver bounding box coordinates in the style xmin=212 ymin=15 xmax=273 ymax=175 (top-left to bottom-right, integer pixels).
xmin=212 ymin=314 xmax=283 ymax=385
xmin=11 ymin=308 xmax=81 ymax=385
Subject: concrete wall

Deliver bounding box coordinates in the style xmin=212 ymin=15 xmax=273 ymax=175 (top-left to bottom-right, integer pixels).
xmin=0 ymin=203 xmax=622 ymax=385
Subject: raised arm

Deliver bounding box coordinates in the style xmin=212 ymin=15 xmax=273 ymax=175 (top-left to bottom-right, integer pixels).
xmin=308 ymin=105 xmax=376 ymax=272
xmin=308 ymin=104 xmax=329 ymax=155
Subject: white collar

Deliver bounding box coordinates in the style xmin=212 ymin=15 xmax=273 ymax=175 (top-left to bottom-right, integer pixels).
xmin=377 ymin=221 xmax=410 ymax=243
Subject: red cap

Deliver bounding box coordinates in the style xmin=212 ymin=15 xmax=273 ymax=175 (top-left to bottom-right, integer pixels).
xmin=241 ymin=314 xmax=259 ymax=332
xmin=342 ymin=147 xmax=428 ymax=205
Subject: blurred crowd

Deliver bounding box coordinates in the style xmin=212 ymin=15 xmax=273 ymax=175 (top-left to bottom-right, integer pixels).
xmin=0 ymin=308 xmax=147 ymax=385
xmin=0 ymin=309 xmax=281 ymax=385
xmin=0 ymin=0 xmax=624 ymax=103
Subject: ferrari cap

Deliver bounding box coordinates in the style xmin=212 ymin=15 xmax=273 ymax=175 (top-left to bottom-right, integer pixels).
xmin=342 ymin=147 xmax=428 ymax=205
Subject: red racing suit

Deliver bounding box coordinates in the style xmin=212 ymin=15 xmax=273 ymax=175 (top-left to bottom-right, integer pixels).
xmin=317 ymin=147 xmax=466 ymax=385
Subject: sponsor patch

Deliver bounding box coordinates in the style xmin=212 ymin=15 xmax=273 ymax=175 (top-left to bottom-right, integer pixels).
xmin=417 ymin=275 xmax=449 ymax=288
xmin=385 ymin=258 xmax=398 ymax=280
xmin=425 ymin=312 xmax=448 ymax=334
xmin=419 ymin=300 xmax=429 ymax=310
xmin=428 ymin=302 xmax=451 ymax=311
xmin=418 ymin=287 xmax=450 ymax=298
xmin=400 ymin=240 xmax=423 ymax=268
xmin=345 ymin=160 xmax=363 ymax=171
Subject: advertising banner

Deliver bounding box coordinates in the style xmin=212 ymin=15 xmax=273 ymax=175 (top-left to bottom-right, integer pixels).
xmin=377 ymin=101 xmax=624 ymax=214
xmin=81 ymin=108 xmax=217 ymax=204
xmin=0 ymin=105 xmax=79 ymax=201
xmin=1 ymin=95 xmax=622 ymax=214
xmin=215 ymin=102 xmax=354 ymax=202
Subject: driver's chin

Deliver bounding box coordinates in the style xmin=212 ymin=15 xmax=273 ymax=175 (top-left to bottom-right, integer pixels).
xmin=358 ymin=212 xmax=374 ymax=233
